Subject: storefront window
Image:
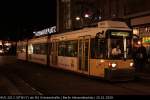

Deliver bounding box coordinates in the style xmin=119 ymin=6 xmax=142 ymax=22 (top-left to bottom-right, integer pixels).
xmin=133 ymin=28 xmax=139 ymax=35
xmin=140 ymin=27 xmax=146 ymax=34
xmin=145 ymin=26 xmax=150 ymax=33
xmin=143 ymin=37 xmax=150 ymax=43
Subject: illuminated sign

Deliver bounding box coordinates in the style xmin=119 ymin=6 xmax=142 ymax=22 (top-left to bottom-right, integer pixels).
xmin=33 ymin=26 xmax=56 ymax=36
xmin=111 ymin=32 xmax=129 ymax=37
xmin=143 ymin=37 xmax=150 ymax=43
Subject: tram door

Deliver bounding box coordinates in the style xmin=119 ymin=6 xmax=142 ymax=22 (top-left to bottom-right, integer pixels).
xmin=52 ymin=41 xmax=58 ymax=65
xmin=78 ymin=36 xmax=90 ymax=74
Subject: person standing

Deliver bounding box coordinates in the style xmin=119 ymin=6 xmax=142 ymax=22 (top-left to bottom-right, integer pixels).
xmin=136 ymin=44 xmax=147 ymax=72
xmin=132 ymin=45 xmax=139 ymax=70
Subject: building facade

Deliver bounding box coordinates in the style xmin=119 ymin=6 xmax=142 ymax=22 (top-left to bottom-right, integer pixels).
xmin=57 ymin=0 xmax=126 ymax=33
xmin=57 ymin=0 xmax=72 ymax=33
xmin=56 ymin=0 xmax=150 ymax=52
xmin=123 ymin=0 xmax=150 ymax=55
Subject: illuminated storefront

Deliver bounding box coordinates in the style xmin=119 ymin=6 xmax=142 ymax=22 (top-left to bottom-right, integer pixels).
xmin=131 ymin=15 xmax=150 ymax=56
xmin=143 ymin=37 xmax=150 ymax=43
xmin=0 ymin=40 xmax=16 ymax=55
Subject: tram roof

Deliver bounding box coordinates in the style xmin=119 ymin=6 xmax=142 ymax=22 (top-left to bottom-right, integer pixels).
xmin=51 ymin=21 xmax=131 ymax=38
xmin=98 ymin=20 xmax=129 ymax=28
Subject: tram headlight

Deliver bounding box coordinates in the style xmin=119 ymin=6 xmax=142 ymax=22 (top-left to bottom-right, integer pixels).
xmin=109 ymin=62 xmax=117 ymax=69
xmin=130 ymin=62 xmax=134 ymax=67
xmin=137 ymin=41 xmax=141 ymax=45
xmin=112 ymin=63 xmax=117 ymax=68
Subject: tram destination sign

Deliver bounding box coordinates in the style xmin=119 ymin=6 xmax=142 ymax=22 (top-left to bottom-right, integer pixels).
xmin=111 ymin=32 xmax=129 ymax=37
xmin=33 ymin=26 xmax=56 ymax=36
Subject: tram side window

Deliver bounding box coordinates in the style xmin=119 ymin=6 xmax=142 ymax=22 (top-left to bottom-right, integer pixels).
xmin=40 ymin=44 xmax=47 ymax=54
xmin=58 ymin=42 xmax=66 ymax=56
xmin=17 ymin=45 xmax=26 ymax=53
xmin=49 ymin=43 xmax=52 ymax=55
xmin=33 ymin=43 xmax=47 ymax=55
xmin=17 ymin=45 xmax=21 ymax=53
xmin=58 ymin=41 xmax=78 ymax=57
xmin=67 ymin=41 xmax=78 ymax=57
xmin=91 ymin=38 xmax=107 ymax=59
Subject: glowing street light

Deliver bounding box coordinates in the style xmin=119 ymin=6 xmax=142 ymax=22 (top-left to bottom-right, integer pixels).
xmin=75 ymin=16 xmax=80 ymax=21
xmin=84 ymin=14 xmax=89 ymax=18
xmin=99 ymin=16 xmax=102 ymax=20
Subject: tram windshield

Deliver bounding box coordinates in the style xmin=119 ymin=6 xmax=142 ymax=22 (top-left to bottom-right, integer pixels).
xmin=107 ymin=30 xmax=132 ymax=60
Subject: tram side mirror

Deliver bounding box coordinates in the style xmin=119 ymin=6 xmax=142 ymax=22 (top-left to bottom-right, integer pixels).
xmin=95 ymin=31 xmax=104 ymax=39
xmin=94 ymin=31 xmax=106 ymax=59
xmin=95 ymin=31 xmax=104 ymax=46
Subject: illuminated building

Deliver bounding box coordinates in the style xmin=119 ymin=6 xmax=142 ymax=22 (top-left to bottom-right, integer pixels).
xmin=56 ymin=0 xmax=126 ymax=33
xmin=124 ymin=0 xmax=150 ymax=55
xmin=56 ymin=0 xmax=150 ymax=55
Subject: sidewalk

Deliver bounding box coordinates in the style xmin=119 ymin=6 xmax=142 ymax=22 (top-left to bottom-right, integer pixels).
xmin=135 ymin=62 xmax=150 ymax=80
xmin=137 ymin=73 xmax=150 ymax=80
xmin=0 ymin=74 xmax=21 ymax=95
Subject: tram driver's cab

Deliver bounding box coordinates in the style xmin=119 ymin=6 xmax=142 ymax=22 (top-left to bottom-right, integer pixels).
xmin=107 ymin=30 xmax=132 ymax=60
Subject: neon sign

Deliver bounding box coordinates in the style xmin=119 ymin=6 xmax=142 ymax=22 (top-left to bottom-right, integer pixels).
xmin=33 ymin=26 xmax=56 ymax=36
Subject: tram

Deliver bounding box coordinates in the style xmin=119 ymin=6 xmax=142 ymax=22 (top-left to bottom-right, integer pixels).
xmin=17 ymin=20 xmax=135 ymax=81
xmin=17 ymin=40 xmax=27 ymax=60
xmin=28 ymin=36 xmax=48 ymax=65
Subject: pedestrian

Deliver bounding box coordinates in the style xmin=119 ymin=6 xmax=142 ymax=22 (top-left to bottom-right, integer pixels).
xmin=132 ymin=44 xmax=139 ymax=71
xmin=136 ymin=44 xmax=147 ymax=72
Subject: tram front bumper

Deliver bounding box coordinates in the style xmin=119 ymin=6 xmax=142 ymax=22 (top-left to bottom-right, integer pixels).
xmin=104 ymin=68 xmax=135 ymax=81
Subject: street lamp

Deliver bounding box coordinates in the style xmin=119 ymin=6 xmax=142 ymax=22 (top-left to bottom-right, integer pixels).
xmin=75 ymin=16 xmax=84 ymax=28
xmin=75 ymin=14 xmax=90 ymax=28
xmin=75 ymin=16 xmax=81 ymax=21
xmin=84 ymin=14 xmax=90 ymax=18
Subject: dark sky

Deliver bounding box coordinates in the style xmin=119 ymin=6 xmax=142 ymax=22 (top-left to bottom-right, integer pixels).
xmin=0 ymin=0 xmax=56 ymax=40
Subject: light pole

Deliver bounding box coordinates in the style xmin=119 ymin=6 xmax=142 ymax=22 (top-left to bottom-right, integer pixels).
xmin=75 ymin=16 xmax=80 ymax=21
xmin=84 ymin=14 xmax=90 ymax=18
xmin=75 ymin=16 xmax=83 ymax=28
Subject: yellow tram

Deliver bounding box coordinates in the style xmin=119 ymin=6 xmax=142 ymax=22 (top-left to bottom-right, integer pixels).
xmin=17 ymin=20 xmax=135 ymax=81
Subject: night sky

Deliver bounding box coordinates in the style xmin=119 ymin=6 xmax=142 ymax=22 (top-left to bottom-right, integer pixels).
xmin=0 ymin=0 xmax=56 ymax=41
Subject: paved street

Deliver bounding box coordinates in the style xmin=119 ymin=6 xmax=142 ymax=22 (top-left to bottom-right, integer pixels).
xmin=1 ymin=56 xmax=150 ymax=95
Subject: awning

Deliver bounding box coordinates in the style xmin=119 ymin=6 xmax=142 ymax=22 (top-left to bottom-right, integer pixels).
xmin=131 ymin=16 xmax=150 ymax=26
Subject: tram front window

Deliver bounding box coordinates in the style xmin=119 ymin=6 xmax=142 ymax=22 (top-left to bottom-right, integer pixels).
xmin=108 ymin=31 xmax=132 ymax=60
xmin=110 ymin=39 xmax=123 ymax=59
